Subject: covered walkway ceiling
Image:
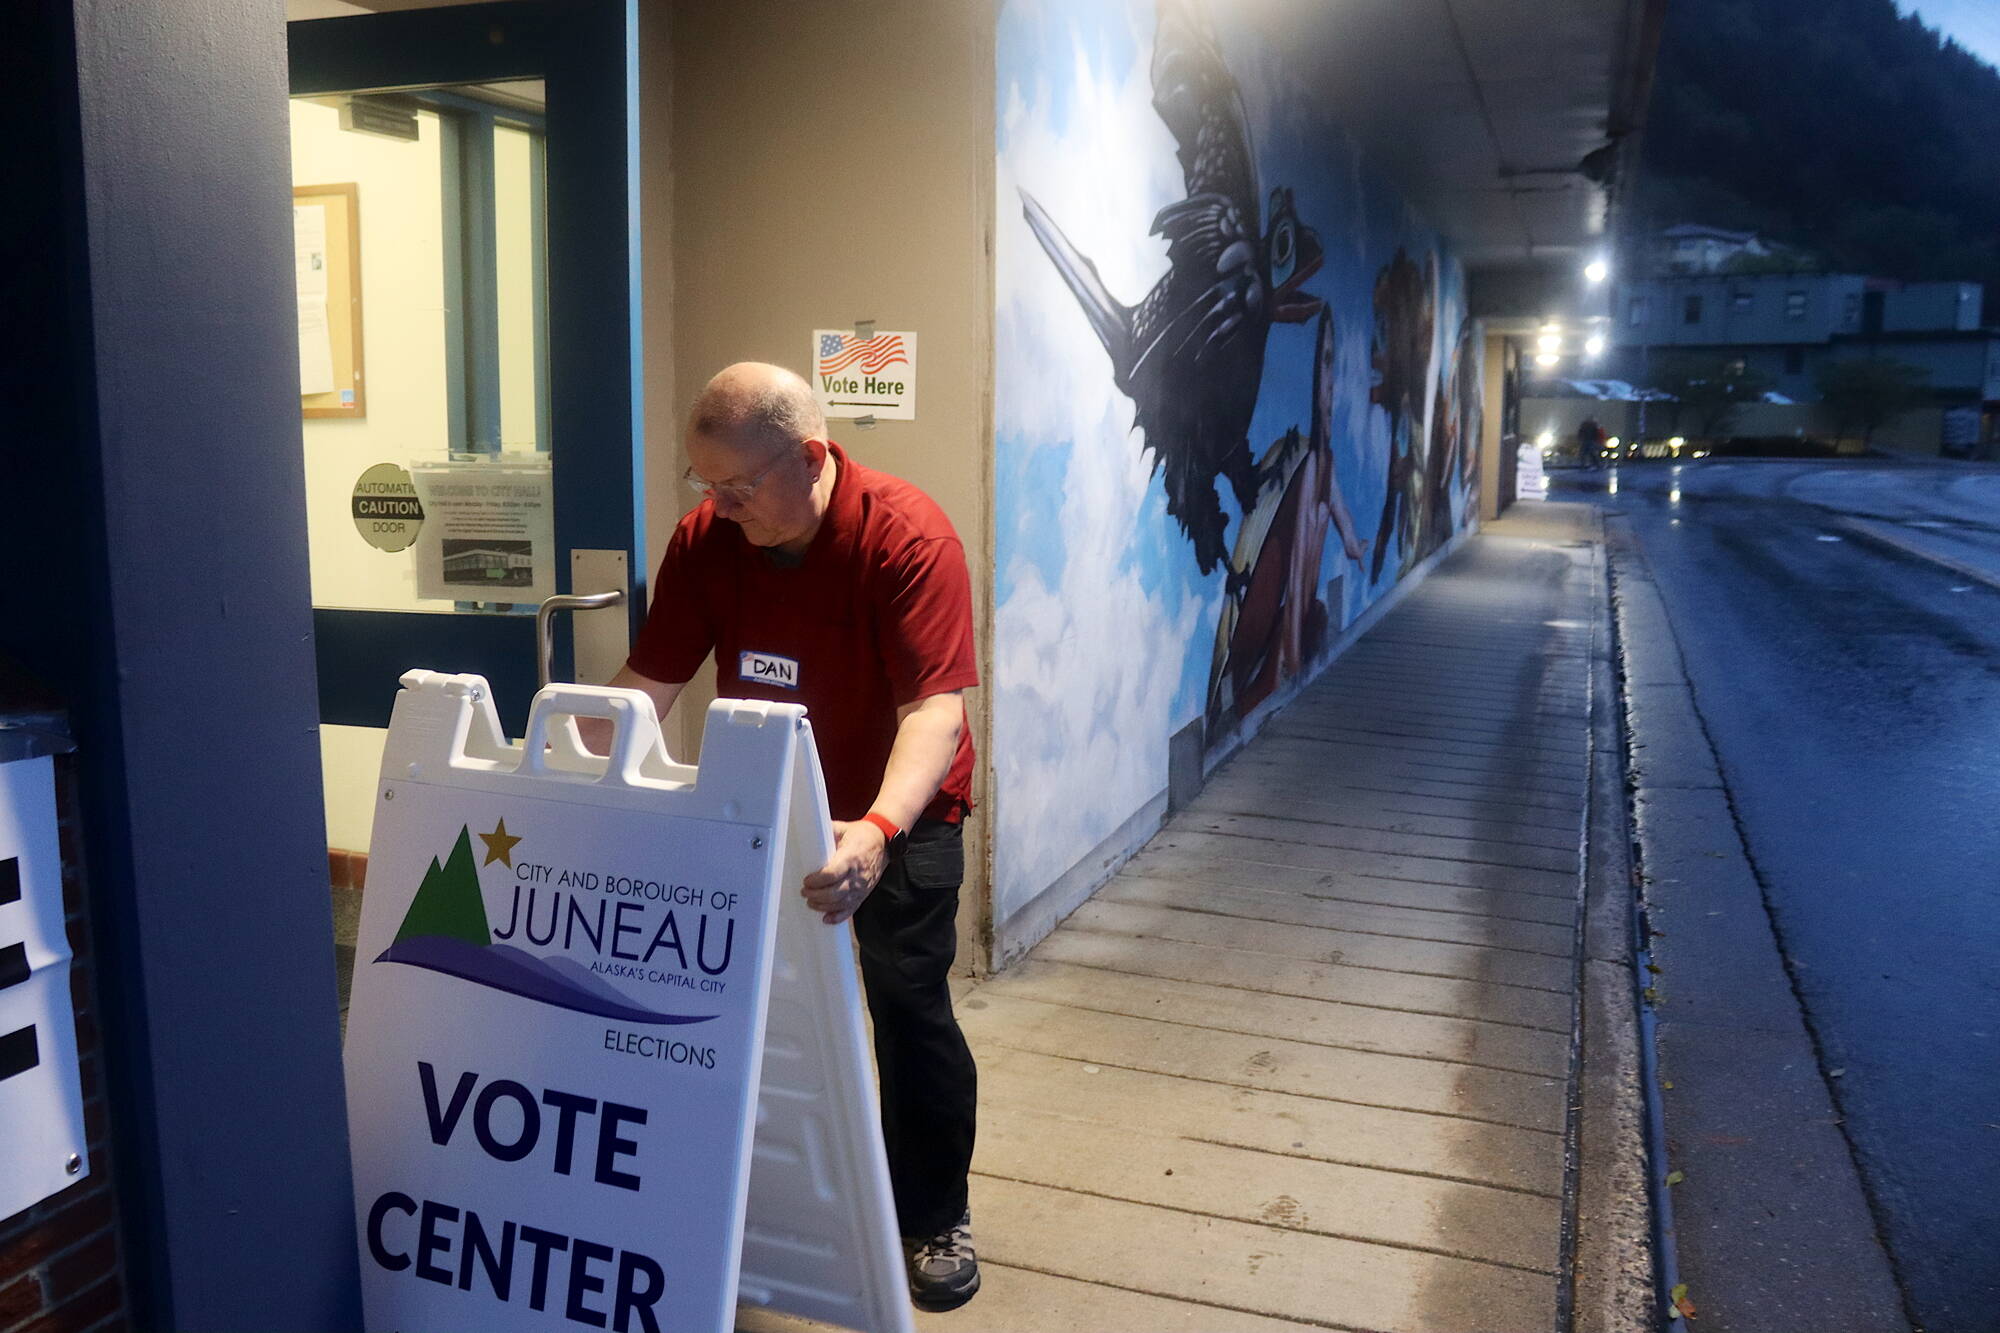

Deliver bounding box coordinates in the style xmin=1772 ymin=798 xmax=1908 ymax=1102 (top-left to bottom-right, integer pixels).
xmin=1248 ymin=0 xmax=1665 ymax=275
xmin=295 ymin=0 xmax=1665 ymax=315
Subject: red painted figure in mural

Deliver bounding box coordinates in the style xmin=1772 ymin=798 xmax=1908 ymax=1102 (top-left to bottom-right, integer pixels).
xmin=1211 ymin=307 xmax=1367 ymax=726
xmin=1369 ymin=249 xmax=1437 ymax=582
xmin=1420 ymin=318 xmax=1479 ymax=560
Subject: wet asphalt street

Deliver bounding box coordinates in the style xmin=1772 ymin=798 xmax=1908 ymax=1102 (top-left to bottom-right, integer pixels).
xmin=1576 ymin=459 xmax=2000 ymax=1333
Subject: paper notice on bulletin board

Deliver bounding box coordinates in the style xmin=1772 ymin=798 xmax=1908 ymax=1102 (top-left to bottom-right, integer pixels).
xmin=294 ymin=204 xmax=335 ymax=397
xmin=409 ymin=458 xmax=556 ymax=603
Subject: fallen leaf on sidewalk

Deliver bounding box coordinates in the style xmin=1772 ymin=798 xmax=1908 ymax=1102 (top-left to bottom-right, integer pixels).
xmin=1671 ymin=1282 xmax=1698 ymax=1318
xmin=1828 ymin=1067 xmax=1846 ymax=1078
xmin=1665 ymin=1169 xmax=1685 ymax=1185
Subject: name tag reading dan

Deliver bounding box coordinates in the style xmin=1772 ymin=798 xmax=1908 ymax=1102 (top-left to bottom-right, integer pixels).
xmin=739 ymin=651 xmax=799 ymax=689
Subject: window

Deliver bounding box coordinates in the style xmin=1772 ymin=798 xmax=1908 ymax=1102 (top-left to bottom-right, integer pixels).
xmin=1784 ymin=347 xmax=1805 ymax=375
xmin=1683 ymin=294 xmax=1703 ymax=325
xmin=1629 ymin=296 xmax=1649 ymax=327
xmin=1732 ymin=289 xmax=1753 ymax=313
xmin=1785 ymin=290 xmax=1807 ymax=320
xmin=1725 ymin=358 xmax=1747 ymax=377
xmin=415 ymin=93 xmax=551 ymax=457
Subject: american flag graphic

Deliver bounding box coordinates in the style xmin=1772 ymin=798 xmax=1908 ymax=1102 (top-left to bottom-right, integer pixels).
xmin=817 ymin=332 xmax=909 ymax=377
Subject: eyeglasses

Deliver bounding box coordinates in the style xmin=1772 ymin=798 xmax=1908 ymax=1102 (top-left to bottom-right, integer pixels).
xmin=681 ymin=449 xmax=798 ymax=504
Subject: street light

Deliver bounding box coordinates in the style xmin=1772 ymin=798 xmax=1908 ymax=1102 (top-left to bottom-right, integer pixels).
xmin=1585 ymin=258 xmax=1609 ymax=284
xmin=1585 ymin=334 xmax=1606 ymax=358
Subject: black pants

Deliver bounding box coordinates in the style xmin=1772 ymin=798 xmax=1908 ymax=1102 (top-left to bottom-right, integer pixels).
xmin=851 ymin=818 xmax=977 ymax=1241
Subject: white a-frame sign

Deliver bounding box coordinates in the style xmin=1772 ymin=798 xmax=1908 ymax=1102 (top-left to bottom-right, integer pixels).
xmin=344 ymin=672 xmax=915 ymax=1333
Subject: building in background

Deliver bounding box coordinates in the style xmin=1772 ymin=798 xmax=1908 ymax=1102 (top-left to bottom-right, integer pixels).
xmin=1614 ymin=270 xmax=1993 ymax=397
xmin=1523 ymin=234 xmax=2000 ymax=453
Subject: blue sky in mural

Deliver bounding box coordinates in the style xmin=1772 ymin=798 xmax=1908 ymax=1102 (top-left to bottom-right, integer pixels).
xmin=995 ymin=0 xmax=1211 ymax=724
xmin=996 ymin=0 xmax=1135 ymax=139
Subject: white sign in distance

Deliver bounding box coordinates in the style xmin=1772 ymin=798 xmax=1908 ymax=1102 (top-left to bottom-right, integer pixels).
xmin=345 ymin=674 xmax=911 ymax=1333
xmin=1516 ymin=440 xmax=1550 ymax=500
xmin=811 ymin=330 xmax=917 ymax=421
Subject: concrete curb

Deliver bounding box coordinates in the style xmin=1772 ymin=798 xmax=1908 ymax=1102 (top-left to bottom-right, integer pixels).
xmin=1570 ymin=507 xmax=1658 ymax=1333
xmin=1604 ymin=514 xmax=1909 ymax=1333
xmin=1831 ymin=515 xmax=2000 ymax=594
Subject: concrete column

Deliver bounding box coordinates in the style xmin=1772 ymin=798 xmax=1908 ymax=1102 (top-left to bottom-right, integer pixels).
xmin=1481 ymin=331 xmax=1511 ymax=521
xmin=5 ymin=1 xmax=360 ymax=1324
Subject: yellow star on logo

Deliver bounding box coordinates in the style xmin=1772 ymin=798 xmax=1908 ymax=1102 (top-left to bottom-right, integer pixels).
xmin=478 ymin=818 xmax=522 ymax=868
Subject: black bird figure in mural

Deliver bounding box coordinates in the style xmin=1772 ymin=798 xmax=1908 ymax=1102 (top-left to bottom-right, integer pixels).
xmin=1020 ymin=0 xmax=1324 ymax=577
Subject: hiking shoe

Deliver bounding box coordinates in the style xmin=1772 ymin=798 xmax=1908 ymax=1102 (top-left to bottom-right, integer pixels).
xmin=903 ymin=1211 xmax=979 ymax=1312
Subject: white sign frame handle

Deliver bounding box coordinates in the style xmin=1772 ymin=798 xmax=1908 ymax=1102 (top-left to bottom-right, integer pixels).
xmin=516 ymin=684 xmax=676 ymax=786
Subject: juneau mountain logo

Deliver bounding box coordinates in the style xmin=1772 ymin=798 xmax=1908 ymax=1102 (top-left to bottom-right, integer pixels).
xmin=374 ymin=824 xmax=717 ymax=1026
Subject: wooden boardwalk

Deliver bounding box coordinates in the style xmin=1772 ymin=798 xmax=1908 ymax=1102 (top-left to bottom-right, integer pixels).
xmin=747 ymin=504 xmax=1606 ymax=1332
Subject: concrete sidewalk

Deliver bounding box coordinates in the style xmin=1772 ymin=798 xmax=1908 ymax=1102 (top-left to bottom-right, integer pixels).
xmin=747 ymin=503 xmax=1640 ymax=1332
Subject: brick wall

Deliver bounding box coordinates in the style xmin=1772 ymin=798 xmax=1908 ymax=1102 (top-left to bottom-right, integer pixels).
xmin=0 ymin=753 xmax=128 ymax=1333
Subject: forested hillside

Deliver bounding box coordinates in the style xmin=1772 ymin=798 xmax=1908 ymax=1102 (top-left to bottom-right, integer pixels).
xmin=1639 ymin=0 xmax=2000 ymax=298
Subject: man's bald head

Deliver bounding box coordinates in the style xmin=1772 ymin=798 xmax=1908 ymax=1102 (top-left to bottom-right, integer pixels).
xmin=687 ymin=362 xmax=826 ymax=457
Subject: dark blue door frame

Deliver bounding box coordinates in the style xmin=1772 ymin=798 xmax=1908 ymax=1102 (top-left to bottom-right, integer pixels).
xmin=292 ymin=0 xmax=644 ymax=734
xmin=5 ymin=0 xmax=375 ymax=1326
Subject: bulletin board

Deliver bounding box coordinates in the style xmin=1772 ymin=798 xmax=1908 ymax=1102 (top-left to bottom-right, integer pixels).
xmin=295 ymin=182 xmax=366 ymax=419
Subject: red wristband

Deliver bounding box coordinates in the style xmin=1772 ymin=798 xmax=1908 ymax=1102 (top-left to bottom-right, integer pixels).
xmin=860 ymin=811 xmax=901 ymax=843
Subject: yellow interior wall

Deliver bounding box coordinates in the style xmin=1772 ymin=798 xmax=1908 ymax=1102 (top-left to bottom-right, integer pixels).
xmin=290 ymin=98 xmax=451 ymax=614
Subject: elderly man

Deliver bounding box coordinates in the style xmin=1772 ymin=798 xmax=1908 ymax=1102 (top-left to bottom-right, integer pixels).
xmin=599 ymin=362 xmax=981 ymax=1312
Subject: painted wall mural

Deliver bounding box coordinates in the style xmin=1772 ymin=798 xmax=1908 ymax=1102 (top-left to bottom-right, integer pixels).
xmin=994 ymin=0 xmax=1482 ymax=922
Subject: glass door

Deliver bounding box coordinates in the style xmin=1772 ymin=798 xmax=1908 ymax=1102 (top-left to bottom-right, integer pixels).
xmin=288 ymin=1 xmax=641 ymax=1005
xmin=290 ymin=1 xmax=640 ymax=734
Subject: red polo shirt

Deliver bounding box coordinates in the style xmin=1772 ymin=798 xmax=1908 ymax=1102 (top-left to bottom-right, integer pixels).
xmin=627 ymin=443 xmax=978 ymax=823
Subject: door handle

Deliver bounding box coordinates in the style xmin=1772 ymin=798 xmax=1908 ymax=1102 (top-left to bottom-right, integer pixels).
xmin=535 ymin=590 xmax=626 ymax=688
